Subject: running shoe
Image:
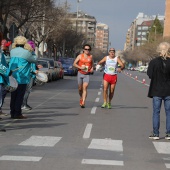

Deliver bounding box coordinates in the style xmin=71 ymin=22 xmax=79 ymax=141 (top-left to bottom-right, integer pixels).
xmin=80 ymin=98 xmax=83 ymax=106
xmin=107 ymin=103 xmax=112 ymax=109
xmin=165 ymin=134 xmax=170 ymax=140
xmin=81 ymin=102 xmax=85 ymax=108
xmin=101 ymin=102 xmax=107 ymax=108
xmin=149 ymin=133 xmax=159 ymax=140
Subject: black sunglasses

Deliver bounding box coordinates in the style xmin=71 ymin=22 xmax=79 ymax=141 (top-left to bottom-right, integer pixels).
xmin=84 ymin=48 xmax=91 ymax=51
xmin=109 ymin=50 xmax=115 ymax=52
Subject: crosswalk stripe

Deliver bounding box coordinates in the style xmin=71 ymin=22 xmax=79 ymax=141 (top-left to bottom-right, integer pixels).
xmin=88 ymin=139 xmax=123 ymax=151
xmin=19 ymin=136 xmax=62 ymax=147
xmin=91 ymin=107 xmax=97 ymax=114
xmin=0 ymin=155 xmax=42 ymax=162
xmin=165 ymin=164 xmax=170 ymax=168
xmin=82 ymin=159 xmax=124 ymax=166
xmin=95 ymin=98 xmax=100 ymax=102
xmin=153 ymin=142 xmax=170 ymax=154
xmin=83 ymin=124 xmax=93 ymax=139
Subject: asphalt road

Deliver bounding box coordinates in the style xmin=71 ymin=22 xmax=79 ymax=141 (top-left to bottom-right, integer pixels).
xmin=0 ymin=70 xmax=169 ymax=170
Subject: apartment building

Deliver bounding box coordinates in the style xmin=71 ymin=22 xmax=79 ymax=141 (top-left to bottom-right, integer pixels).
xmin=95 ymin=23 xmax=109 ymax=53
xmin=164 ymin=0 xmax=170 ymax=38
xmin=69 ymin=11 xmax=96 ymax=47
xmin=124 ymin=13 xmax=164 ymax=51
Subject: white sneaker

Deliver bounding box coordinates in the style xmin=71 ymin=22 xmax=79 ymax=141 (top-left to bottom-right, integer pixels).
xmin=0 ymin=111 xmax=8 ymax=116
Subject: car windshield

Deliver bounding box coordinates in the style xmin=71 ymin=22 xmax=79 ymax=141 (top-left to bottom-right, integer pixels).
xmin=49 ymin=60 xmax=54 ymax=67
xmin=38 ymin=61 xmax=48 ymax=68
xmin=59 ymin=58 xmax=74 ymax=65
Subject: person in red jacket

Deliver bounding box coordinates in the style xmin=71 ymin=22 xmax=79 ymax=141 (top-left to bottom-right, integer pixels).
xmin=73 ymin=44 xmax=94 ymax=108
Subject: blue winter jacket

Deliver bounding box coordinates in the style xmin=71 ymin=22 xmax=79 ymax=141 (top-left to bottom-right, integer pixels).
xmin=9 ymin=47 xmax=37 ymax=84
xmin=0 ymin=50 xmax=11 ymax=85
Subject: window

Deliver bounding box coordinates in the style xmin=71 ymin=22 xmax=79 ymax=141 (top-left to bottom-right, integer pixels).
xmin=138 ymin=27 xmax=141 ymax=30
xmin=142 ymin=26 xmax=148 ymax=30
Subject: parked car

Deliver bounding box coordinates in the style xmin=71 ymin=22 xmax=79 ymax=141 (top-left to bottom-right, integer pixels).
xmin=37 ymin=60 xmax=53 ymax=82
xmin=54 ymin=61 xmax=62 ymax=80
xmin=138 ymin=65 xmax=148 ymax=72
xmin=38 ymin=58 xmax=57 ymax=80
xmin=59 ymin=58 xmax=77 ymax=76
xmin=55 ymin=61 xmax=64 ymax=79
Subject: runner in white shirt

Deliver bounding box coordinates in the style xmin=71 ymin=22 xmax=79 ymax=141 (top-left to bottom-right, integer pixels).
xmin=97 ymin=48 xmax=125 ymax=109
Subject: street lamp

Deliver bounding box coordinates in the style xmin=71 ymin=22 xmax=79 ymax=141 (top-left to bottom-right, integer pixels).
xmin=74 ymin=0 xmax=82 ymax=58
xmin=153 ymin=25 xmax=157 ymax=40
xmin=76 ymin=0 xmax=82 ymax=33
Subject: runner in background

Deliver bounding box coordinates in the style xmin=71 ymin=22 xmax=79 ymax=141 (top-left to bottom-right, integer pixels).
xmin=96 ymin=48 xmax=125 ymax=109
xmin=73 ymin=44 xmax=94 ymax=108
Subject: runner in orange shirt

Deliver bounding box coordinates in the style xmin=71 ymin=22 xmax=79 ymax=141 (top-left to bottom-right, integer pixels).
xmin=73 ymin=44 xmax=94 ymax=108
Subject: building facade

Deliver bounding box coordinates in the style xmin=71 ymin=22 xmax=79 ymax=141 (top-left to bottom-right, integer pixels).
xmin=95 ymin=23 xmax=109 ymax=53
xmin=163 ymin=0 xmax=170 ymax=38
xmin=124 ymin=13 xmax=164 ymax=51
xmin=69 ymin=12 xmax=97 ymax=47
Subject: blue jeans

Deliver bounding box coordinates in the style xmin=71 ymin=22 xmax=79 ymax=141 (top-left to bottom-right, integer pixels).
xmin=153 ymin=96 xmax=170 ymax=135
xmin=0 ymin=84 xmax=7 ymax=111
xmin=22 ymin=77 xmax=34 ymax=106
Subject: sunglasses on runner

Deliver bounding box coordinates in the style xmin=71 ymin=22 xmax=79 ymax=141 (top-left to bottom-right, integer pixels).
xmin=84 ymin=48 xmax=91 ymax=51
xmin=109 ymin=50 xmax=115 ymax=52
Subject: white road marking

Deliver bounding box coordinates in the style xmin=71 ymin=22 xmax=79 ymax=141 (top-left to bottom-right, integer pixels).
xmin=88 ymin=139 xmax=123 ymax=151
xmin=83 ymin=124 xmax=93 ymax=139
xmin=165 ymin=163 xmax=170 ymax=168
xmin=82 ymin=159 xmax=123 ymax=166
xmin=153 ymin=142 xmax=170 ymax=154
xmin=98 ymin=92 xmax=101 ymax=95
xmin=91 ymin=107 xmax=97 ymax=114
xmin=0 ymin=155 xmax=42 ymax=162
xmin=19 ymin=136 xmax=62 ymax=147
xmin=163 ymin=157 xmax=170 ymax=160
xmin=95 ymin=98 xmax=100 ymax=102
xmin=33 ymin=90 xmax=66 ymax=109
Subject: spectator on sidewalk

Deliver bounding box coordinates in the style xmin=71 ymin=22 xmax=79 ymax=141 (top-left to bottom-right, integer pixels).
xmin=0 ymin=39 xmax=11 ymax=117
xmin=21 ymin=40 xmax=42 ymax=111
xmin=9 ymin=36 xmax=37 ymax=119
xmin=148 ymin=42 xmax=170 ymax=140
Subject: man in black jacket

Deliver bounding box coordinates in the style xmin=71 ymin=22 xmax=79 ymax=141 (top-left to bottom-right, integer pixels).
xmin=147 ymin=42 xmax=170 ymax=140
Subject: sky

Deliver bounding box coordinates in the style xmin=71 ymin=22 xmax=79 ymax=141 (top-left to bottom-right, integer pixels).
xmin=57 ymin=0 xmax=165 ymax=50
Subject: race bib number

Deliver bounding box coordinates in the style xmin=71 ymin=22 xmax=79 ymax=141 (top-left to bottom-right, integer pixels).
xmin=108 ymin=66 xmax=115 ymax=73
xmin=82 ymin=65 xmax=89 ymax=72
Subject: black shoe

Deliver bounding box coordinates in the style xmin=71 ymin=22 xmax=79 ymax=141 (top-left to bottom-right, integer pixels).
xmin=21 ymin=105 xmax=32 ymax=111
xmin=149 ymin=133 xmax=159 ymax=140
xmin=0 ymin=128 xmax=6 ymax=132
xmin=165 ymin=134 xmax=170 ymax=140
xmin=14 ymin=115 xmax=27 ymax=119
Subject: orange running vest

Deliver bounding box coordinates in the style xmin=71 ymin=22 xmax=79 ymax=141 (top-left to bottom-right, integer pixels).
xmin=78 ymin=53 xmax=93 ymax=74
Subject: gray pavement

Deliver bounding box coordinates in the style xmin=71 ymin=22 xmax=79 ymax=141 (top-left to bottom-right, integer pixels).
xmin=0 ymin=71 xmax=169 ymax=170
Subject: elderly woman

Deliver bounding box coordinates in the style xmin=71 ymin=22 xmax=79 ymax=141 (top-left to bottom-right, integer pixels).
xmin=147 ymin=42 xmax=170 ymax=140
xmin=9 ymin=36 xmax=37 ymax=119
